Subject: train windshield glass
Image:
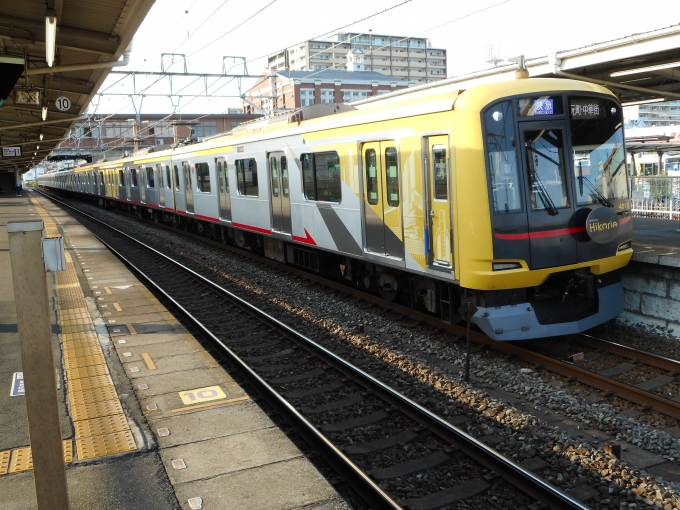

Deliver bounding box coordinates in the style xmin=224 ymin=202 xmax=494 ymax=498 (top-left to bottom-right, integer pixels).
xmin=485 ymin=101 xmax=523 ymax=214
xmin=569 ymin=96 xmax=628 ymax=206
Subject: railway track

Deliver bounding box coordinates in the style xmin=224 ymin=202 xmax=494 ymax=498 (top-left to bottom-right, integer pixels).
xmin=39 ymin=191 xmax=680 ymax=424
xmin=36 ymin=191 xmax=589 ymax=509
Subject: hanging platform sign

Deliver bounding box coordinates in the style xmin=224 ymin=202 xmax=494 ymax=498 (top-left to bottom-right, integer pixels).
xmin=55 ymin=96 xmax=71 ymax=112
xmin=2 ymin=146 xmax=22 ymax=157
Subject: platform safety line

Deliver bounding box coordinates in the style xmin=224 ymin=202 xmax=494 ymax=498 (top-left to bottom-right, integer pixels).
xmin=26 ymin=193 xmax=138 ymax=464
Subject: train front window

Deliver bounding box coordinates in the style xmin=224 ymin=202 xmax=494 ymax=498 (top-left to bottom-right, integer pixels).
xmin=524 ymin=128 xmax=570 ymax=212
xmin=569 ymin=96 xmax=627 ymax=207
xmin=485 ymin=101 xmax=522 ymax=214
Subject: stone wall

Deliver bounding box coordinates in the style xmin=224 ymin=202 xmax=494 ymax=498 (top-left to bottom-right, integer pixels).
xmin=619 ymin=253 xmax=680 ymax=336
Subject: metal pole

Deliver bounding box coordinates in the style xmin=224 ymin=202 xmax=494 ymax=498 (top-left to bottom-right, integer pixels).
xmin=7 ymin=220 xmax=69 ymax=510
xmin=465 ymin=307 xmax=471 ymax=382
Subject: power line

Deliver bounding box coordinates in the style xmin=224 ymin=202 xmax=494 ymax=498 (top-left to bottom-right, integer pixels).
xmin=186 ymin=0 xmax=280 ymax=58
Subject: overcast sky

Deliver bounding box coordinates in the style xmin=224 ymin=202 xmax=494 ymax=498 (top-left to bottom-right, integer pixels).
xmin=91 ymin=0 xmax=680 ymax=116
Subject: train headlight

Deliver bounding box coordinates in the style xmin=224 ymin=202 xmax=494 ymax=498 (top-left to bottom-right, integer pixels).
xmin=618 ymin=240 xmax=632 ymax=251
xmin=492 ymin=262 xmax=522 ymax=271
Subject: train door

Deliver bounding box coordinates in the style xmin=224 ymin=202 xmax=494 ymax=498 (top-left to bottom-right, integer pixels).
xmin=140 ymin=167 xmax=147 ymax=203
xmin=156 ymin=164 xmax=165 ymax=207
xmin=268 ymin=152 xmax=291 ymax=233
xmin=216 ymin=157 xmax=231 ymax=221
xmin=125 ymin=167 xmax=131 ymax=200
xmin=362 ymin=141 xmax=404 ymax=258
xmin=183 ymin=162 xmax=194 ymax=214
xmin=425 ymin=136 xmax=452 ymax=267
xmin=518 ymin=120 xmax=578 ymax=269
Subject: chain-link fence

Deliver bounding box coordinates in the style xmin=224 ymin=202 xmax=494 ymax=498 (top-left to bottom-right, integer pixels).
xmin=629 ymin=176 xmax=680 ymax=219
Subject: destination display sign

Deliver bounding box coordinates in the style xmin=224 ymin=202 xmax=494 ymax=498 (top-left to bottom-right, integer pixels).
xmin=2 ymin=146 xmax=22 ymax=157
xmin=518 ymin=96 xmax=562 ymax=116
xmin=585 ymin=206 xmax=619 ymax=244
xmin=533 ymin=98 xmax=554 ymax=115
xmin=571 ymin=100 xmax=605 ymax=119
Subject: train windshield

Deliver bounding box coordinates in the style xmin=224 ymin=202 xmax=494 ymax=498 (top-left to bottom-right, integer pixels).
xmin=569 ymin=96 xmax=628 ymax=207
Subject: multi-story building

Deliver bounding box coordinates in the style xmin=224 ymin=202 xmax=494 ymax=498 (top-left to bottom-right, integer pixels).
xmin=245 ymin=49 xmax=410 ymax=115
xmin=267 ymin=31 xmax=447 ymax=85
xmin=55 ymin=112 xmax=261 ymax=162
xmin=625 ymin=100 xmax=680 ymax=128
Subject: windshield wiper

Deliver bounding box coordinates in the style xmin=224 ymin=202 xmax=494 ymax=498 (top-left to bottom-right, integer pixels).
xmin=526 ymin=143 xmax=559 ymax=215
xmin=578 ymin=161 xmax=614 ymax=208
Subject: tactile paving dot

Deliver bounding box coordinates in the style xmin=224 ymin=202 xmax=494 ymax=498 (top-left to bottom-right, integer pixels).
xmin=76 ymin=431 xmax=136 ymax=460
xmin=0 ymin=450 xmax=10 ymax=475
xmin=74 ymin=414 xmax=129 ymax=439
xmin=67 ymin=365 xmax=110 ymax=379
xmin=64 ymin=353 xmax=106 ymax=370
xmin=9 ymin=447 xmax=32 ymax=473
xmin=71 ymin=399 xmax=124 ymax=422
xmin=69 ymin=374 xmax=114 ymax=392
xmin=70 ymin=385 xmax=119 ymax=406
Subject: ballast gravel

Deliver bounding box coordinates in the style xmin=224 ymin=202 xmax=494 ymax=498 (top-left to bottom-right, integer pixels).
xmin=59 ymin=199 xmax=680 ymax=509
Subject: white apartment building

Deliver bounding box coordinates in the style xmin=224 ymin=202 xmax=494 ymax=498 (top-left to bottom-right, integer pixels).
xmin=268 ymin=32 xmax=447 ymax=84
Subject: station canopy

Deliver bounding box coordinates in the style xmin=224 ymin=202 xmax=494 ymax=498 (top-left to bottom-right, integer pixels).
xmin=432 ymin=24 xmax=680 ymax=104
xmin=0 ymin=0 xmax=155 ymax=173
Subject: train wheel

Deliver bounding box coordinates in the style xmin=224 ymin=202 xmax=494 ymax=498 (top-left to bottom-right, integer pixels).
xmin=379 ymin=284 xmax=397 ymax=302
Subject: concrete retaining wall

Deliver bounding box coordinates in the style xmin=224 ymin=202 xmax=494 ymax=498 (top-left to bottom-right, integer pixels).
xmin=619 ymin=253 xmax=680 ymax=336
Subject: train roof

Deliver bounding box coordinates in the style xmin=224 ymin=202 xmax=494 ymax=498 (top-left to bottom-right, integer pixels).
xmin=64 ymin=77 xmax=614 ymax=172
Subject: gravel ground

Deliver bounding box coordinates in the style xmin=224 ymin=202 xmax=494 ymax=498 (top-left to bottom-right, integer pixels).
xmin=54 ymin=197 xmax=680 ymax=509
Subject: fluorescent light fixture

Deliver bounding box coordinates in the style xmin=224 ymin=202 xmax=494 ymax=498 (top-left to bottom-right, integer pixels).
xmin=39 ymin=133 xmax=44 ymax=140
xmin=45 ymin=11 xmax=57 ymax=67
xmin=36 ymin=145 xmax=40 ymax=149
xmin=611 ymin=61 xmax=680 ymax=77
xmin=42 ymin=106 xmax=48 ymax=120
xmin=621 ymin=98 xmax=666 ymax=107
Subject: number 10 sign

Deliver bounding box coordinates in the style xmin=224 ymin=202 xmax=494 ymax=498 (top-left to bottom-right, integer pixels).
xmin=55 ymin=96 xmax=71 ymax=112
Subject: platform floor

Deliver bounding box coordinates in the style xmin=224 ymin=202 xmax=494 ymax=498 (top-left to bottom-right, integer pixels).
xmin=0 ymin=192 xmax=348 ymax=510
xmin=631 ymin=217 xmax=680 ymax=265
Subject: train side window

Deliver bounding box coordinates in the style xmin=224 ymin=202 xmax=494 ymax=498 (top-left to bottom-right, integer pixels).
xmin=131 ymin=168 xmax=138 ymax=187
xmin=146 ymin=167 xmax=155 ymax=188
xmin=302 ymin=151 xmax=342 ymax=203
xmin=385 ymin=147 xmax=399 ymax=206
xmin=196 ymin=162 xmax=211 ymax=193
xmin=166 ymin=166 xmax=171 ymax=189
xmin=301 ymin=154 xmax=315 ymax=200
xmin=365 ymin=149 xmax=379 ymax=205
xmin=183 ymin=163 xmax=191 ymax=189
xmin=281 ymin=157 xmax=289 ymax=197
xmin=270 ymin=157 xmax=279 ymax=197
xmin=174 ymin=165 xmax=180 ymax=191
xmin=236 ymin=158 xmax=258 ymax=196
xmin=119 ymin=169 xmax=125 ymax=186
xmin=156 ymin=165 xmax=163 ymax=188
xmin=432 ymin=146 xmax=447 ymax=200
xmin=484 ymin=101 xmax=522 ymax=214
xmin=217 ymin=161 xmax=223 ymax=193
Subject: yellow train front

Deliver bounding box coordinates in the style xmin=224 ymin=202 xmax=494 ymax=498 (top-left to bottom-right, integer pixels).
xmin=38 ymin=77 xmax=633 ymax=341
xmin=447 ymin=78 xmax=632 ymax=339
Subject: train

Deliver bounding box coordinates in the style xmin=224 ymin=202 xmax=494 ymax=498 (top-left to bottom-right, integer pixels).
xmin=39 ymin=77 xmax=633 ymax=341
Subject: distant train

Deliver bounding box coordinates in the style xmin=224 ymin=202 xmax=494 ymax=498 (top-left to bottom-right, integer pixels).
xmin=39 ymin=77 xmax=633 ymax=340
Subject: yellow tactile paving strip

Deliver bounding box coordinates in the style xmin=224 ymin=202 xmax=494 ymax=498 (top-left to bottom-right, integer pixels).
xmin=0 ymin=196 xmax=138 ymax=476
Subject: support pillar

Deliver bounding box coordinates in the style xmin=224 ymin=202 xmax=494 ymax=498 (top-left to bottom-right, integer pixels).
xmin=7 ymin=220 xmax=69 ymax=510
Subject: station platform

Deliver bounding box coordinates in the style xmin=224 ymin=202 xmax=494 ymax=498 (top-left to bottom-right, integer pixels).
xmin=631 ymin=217 xmax=680 ymax=264
xmin=0 ymin=191 xmax=348 ymax=510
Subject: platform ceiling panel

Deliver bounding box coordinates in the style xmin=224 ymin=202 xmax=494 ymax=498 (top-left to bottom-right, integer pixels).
xmin=0 ymin=0 xmax=155 ymax=172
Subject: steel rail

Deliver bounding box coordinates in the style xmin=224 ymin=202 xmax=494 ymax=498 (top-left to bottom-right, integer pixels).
xmin=37 ymin=190 xmax=589 ymax=510
xmin=38 ymin=190 xmax=680 ymax=421
xmin=578 ymin=333 xmax=680 ymax=373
